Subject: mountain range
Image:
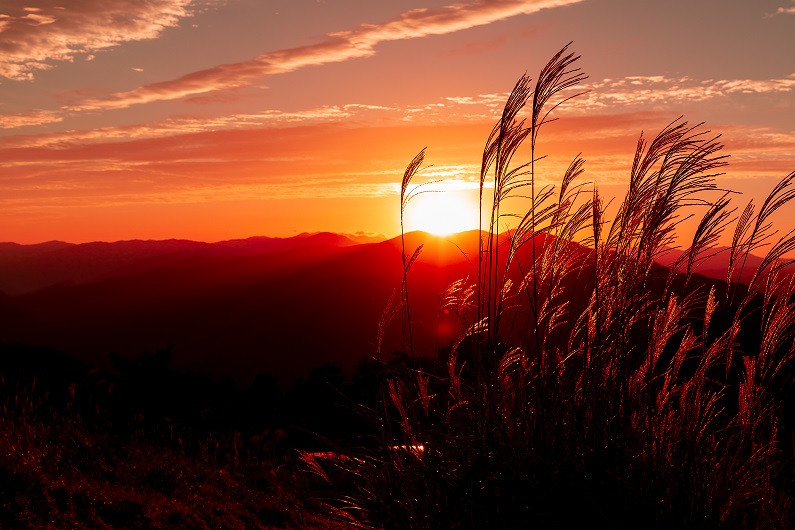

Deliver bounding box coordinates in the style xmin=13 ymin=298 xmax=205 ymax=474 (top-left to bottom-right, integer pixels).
xmin=0 ymin=232 xmax=475 ymax=383
xmin=0 ymin=231 xmax=781 ymax=384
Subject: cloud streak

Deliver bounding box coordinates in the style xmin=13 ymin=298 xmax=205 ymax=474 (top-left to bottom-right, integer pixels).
xmin=72 ymin=0 xmax=583 ymax=111
xmin=0 ymin=0 xmax=205 ymax=81
xmin=566 ymin=75 xmax=795 ymax=113
xmin=0 ymin=110 xmax=63 ymax=129
xmin=0 ymin=104 xmax=400 ymax=148
xmin=0 ymin=111 xmax=792 ymax=233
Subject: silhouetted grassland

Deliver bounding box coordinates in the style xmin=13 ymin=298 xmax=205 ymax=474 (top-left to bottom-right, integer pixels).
xmin=305 ymin=45 xmax=795 ymax=529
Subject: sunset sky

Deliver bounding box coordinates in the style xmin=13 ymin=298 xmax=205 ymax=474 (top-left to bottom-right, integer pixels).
xmin=0 ymin=0 xmax=793 ymax=243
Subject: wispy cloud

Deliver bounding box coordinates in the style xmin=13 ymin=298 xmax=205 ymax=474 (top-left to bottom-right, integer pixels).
xmin=0 ymin=104 xmax=400 ymax=148
xmin=566 ymin=75 xmax=795 ymax=113
xmin=0 ymin=110 xmax=63 ymax=129
xmin=0 ymin=169 xmax=488 ymax=212
xmin=5 ymin=71 xmax=795 ymax=138
xmin=433 ymin=75 xmax=795 ymax=119
xmin=70 ymin=0 xmax=583 ymax=111
xmin=775 ymin=1 xmax=795 ymax=15
xmin=0 ymin=0 xmax=208 ymax=81
xmin=0 ymin=112 xmax=792 ymax=219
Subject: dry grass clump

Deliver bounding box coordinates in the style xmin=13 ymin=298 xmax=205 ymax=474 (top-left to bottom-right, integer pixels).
xmin=311 ymin=44 xmax=795 ymax=529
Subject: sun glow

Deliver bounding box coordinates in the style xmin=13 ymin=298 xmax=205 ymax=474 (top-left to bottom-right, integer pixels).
xmin=404 ymin=190 xmax=480 ymax=236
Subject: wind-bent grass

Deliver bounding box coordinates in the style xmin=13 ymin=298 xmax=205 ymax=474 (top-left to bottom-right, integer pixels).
xmin=309 ymin=44 xmax=795 ymax=528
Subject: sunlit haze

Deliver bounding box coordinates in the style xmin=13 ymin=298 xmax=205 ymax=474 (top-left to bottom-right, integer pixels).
xmin=0 ymin=0 xmax=793 ymax=243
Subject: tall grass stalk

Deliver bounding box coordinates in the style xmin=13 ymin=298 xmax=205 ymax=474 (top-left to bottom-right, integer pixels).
xmin=317 ymin=45 xmax=795 ymax=528
xmin=399 ymin=149 xmax=435 ymax=361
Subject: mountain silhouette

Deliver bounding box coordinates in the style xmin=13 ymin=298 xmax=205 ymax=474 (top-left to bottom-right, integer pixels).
xmin=0 ymin=231 xmax=766 ymax=384
xmin=0 ymin=232 xmax=474 ymax=383
xmin=0 ymin=232 xmax=362 ymax=296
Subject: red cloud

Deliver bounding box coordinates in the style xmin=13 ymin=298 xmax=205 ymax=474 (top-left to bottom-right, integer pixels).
xmin=0 ymin=110 xmax=63 ymax=129
xmin=72 ymin=0 xmax=584 ymax=111
xmin=0 ymin=0 xmax=202 ymax=80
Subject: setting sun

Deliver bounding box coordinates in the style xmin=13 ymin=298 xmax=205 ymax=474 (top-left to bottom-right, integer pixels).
xmin=403 ymin=190 xmax=480 ymax=236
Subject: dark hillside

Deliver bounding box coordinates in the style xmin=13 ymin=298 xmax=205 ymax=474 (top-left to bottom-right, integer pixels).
xmin=0 ymin=232 xmax=478 ymax=383
xmin=0 ymin=232 xmax=359 ymax=296
xmin=0 ymin=229 xmax=745 ymax=386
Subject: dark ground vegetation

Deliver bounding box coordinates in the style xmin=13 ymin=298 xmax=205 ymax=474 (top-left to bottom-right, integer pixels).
xmin=0 ymin=343 xmax=370 ymax=529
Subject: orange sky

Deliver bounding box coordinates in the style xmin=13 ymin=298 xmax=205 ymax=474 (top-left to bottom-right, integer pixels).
xmin=0 ymin=0 xmax=793 ymax=243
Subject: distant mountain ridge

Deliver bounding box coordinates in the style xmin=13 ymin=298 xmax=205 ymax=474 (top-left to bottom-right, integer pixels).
xmin=0 ymin=231 xmax=464 ymax=383
xmin=0 ymin=232 xmax=367 ymax=296
xmin=653 ymin=245 xmax=795 ymax=285
xmin=0 ymin=230 xmax=777 ymax=384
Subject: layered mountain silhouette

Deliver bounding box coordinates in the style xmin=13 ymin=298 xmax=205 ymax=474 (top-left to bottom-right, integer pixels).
xmin=653 ymin=245 xmax=794 ymax=285
xmin=0 ymin=231 xmax=776 ymax=384
xmin=0 ymin=232 xmax=367 ymax=296
xmin=0 ymin=232 xmax=478 ymax=383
